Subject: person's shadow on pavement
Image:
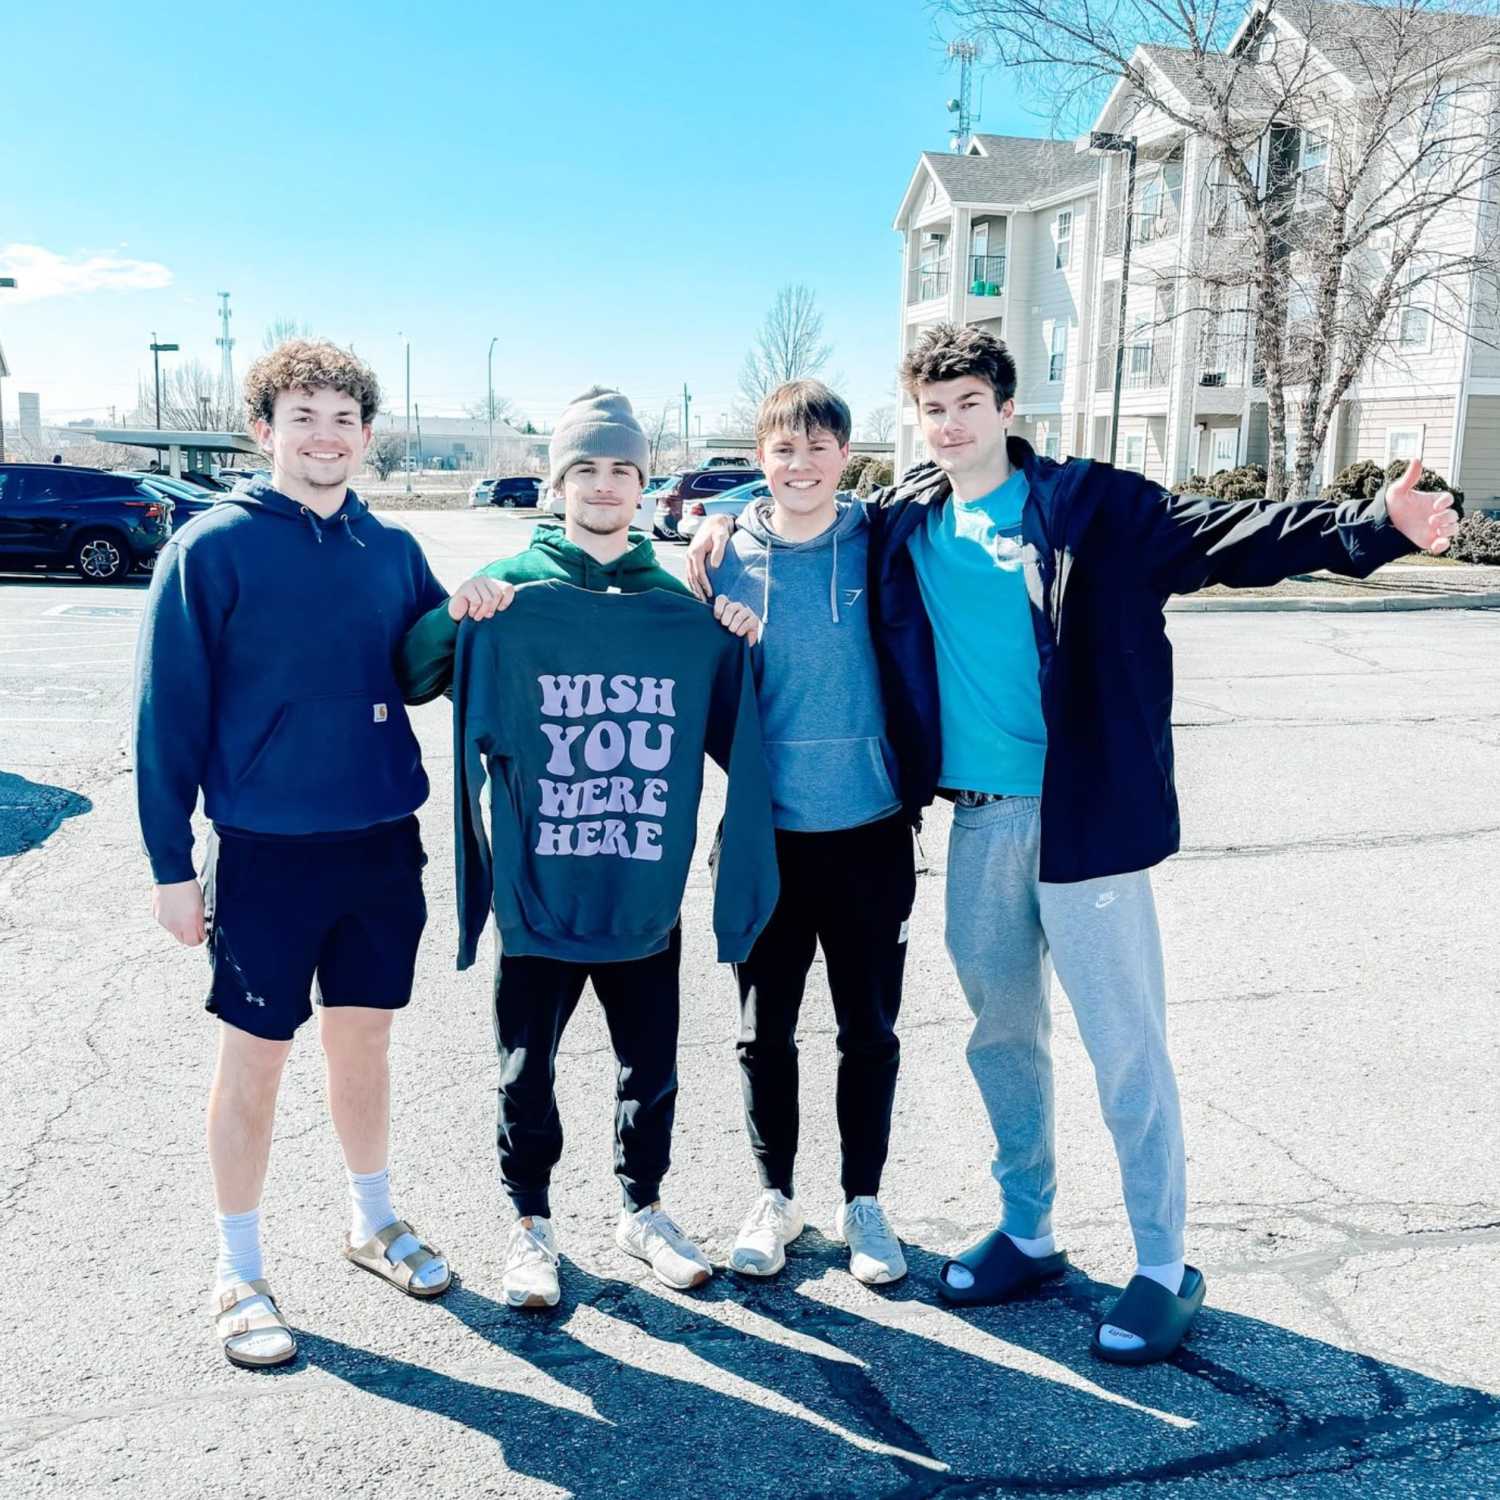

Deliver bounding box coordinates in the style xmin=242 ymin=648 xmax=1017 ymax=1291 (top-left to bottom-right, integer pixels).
xmin=297 ymin=1232 xmax=1500 ymax=1496
xmin=0 ymin=770 xmax=91 ymax=856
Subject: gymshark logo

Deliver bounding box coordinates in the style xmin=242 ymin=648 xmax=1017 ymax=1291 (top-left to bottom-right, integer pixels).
xmin=843 ymin=588 xmax=864 ymax=608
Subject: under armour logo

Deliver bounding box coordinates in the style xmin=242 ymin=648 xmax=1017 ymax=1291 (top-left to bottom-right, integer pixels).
xmin=245 ymin=993 xmax=266 ymax=1007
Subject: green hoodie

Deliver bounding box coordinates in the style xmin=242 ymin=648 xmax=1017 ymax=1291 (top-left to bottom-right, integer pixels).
xmin=398 ymin=523 xmax=689 ymax=705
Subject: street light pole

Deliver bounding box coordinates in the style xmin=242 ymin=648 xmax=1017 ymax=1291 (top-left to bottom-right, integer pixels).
xmin=0 ymin=276 xmax=15 ymax=463
xmin=487 ymin=335 xmax=497 ymax=477
xmin=398 ymin=333 xmax=412 ymax=494
xmin=150 ymin=333 xmax=179 ymax=430
xmin=1090 ymin=132 xmax=1138 ymax=469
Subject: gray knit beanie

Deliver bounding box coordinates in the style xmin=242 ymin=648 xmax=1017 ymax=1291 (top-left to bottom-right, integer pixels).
xmin=548 ymin=386 xmax=650 ymax=488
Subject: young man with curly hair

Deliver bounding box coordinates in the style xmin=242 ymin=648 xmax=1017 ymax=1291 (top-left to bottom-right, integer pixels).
xmin=134 ymin=339 xmax=506 ymax=1367
xmin=690 ymin=322 xmax=1458 ymax=1364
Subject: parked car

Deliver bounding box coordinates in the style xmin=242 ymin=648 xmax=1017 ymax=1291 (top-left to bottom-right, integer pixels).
xmin=653 ymin=466 xmax=765 ymax=539
xmin=126 ymin=472 xmax=221 ymax=532
xmin=470 ymin=475 xmax=541 ymax=509
xmin=677 ymin=477 xmax=770 ymax=540
xmin=0 ymin=463 xmax=173 ymax=583
xmin=173 ymin=470 xmax=230 ymax=492
xmin=215 ymin=467 xmax=264 ymax=487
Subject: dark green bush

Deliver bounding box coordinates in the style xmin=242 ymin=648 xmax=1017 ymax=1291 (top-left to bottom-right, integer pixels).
xmin=1450 ymin=512 xmax=1500 ymax=564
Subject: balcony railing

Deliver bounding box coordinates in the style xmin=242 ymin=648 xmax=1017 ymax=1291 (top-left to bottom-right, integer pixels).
xmin=968 ymin=255 xmax=1007 ymax=295
xmin=914 ymin=266 xmax=950 ymax=303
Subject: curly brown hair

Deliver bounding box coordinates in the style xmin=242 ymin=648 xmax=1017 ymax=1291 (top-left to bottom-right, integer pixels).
xmin=243 ymin=339 xmax=381 ymax=426
xmin=899 ymin=323 xmax=1017 ymax=407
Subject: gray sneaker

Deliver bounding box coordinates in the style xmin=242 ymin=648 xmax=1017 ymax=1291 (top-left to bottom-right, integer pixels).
xmin=502 ymin=1217 xmax=560 ymax=1309
xmin=833 ymin=1197 xmax=907 ymax=1285
xmin=615 ymin=1205 xmax=712 ymax=1290
xmin=729 ymin=1188 xmax=805 ymax=1277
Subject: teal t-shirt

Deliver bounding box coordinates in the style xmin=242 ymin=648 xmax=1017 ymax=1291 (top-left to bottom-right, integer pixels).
xmin=906 ymin=469 xmax=1047 ymax=795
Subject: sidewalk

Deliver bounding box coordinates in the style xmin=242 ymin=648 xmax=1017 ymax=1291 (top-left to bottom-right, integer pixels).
xmin=1175 ymin=559 xmax=1500 ymax=612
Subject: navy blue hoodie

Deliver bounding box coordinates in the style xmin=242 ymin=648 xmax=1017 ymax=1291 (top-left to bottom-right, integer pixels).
xmin=133 ymin=476 xmax=448 ymax=883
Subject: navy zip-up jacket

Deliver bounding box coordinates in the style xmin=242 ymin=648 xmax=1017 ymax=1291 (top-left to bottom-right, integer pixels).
xmin=133 ymin=477 xmax=448 ymax=883
xmin=866 ymin=437 xmax=1424 ymax=883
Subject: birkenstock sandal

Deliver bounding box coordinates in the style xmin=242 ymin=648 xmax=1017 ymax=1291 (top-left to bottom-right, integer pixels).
xmin=1091 ymin=1266 xmax=1207 ymax=1365
xmin=215 ymin=1279 xmax=296 ymax=1368
xmin=936 ymin=1228 xmax=1070 ymax=1306
xmin=343 ymin=1218 xmax=453 ymax=1299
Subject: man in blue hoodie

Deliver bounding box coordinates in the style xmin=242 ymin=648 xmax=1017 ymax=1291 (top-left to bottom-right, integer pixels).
xmin=134 ymin=340 xmax=505 ymax=1368
xmin=704 ymin=381 xmax=916 ymax=1287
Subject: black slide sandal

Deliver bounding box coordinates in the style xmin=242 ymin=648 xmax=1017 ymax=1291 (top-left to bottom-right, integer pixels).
xmin=936 ymin=1228 xmax=1070 ymax=1306
xmin=1091 ymin=1266 xmax=1206 ymax=1365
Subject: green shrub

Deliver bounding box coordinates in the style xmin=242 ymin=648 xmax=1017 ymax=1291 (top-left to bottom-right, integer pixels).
xmin=1321 ymin=459 xmax=1386 ymax=502
xmin=1450 ymin=512 xmax=1500 ymax=564
xmin=1172 ymin=473 xmax=1210 ymax=495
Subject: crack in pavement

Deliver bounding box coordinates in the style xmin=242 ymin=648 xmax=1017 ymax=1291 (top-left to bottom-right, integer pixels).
xmin=1178 ymin=824 xmax=1500 ymax=861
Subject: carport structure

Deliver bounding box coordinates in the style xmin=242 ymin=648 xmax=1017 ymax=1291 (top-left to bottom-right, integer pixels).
xmin=86 ymin=427 xmax=259 ymax=478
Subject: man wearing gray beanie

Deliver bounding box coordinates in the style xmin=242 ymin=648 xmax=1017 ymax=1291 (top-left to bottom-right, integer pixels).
xmin=548 ymin=385 xmax=652 ymax=493
xmin=398 ymin=383 xmax=761 ymax=1310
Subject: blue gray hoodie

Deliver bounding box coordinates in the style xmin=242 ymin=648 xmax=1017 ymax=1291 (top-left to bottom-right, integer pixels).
xmin=707 ymin=498 xmax=899 ymax=832
xmin=133 ymin=476 xmax=448 ymax=883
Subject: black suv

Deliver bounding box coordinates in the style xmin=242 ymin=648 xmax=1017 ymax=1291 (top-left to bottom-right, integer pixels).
xmin=475 ymin=475 xmax=541 ymax=508
xmin=0 ymin=464 xmax=174 ymax=583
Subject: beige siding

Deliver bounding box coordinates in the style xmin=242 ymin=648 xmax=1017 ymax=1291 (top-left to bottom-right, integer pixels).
xmin=1246 ymin=404 xmax=1268 ymax=468
xmin=1014 ymin=194 xmax=1091 ymax=408
xmin=1457 ymin=395 xmax=1500 ymax=507
xmin=1342 ymin=398 xmax=1454 ymax=475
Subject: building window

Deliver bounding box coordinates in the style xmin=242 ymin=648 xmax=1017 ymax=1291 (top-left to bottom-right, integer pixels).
xmin=1049 ymin=322 xmax=1067 ymax=383
xmin=1124 ymin=434 xmax=1146 ymax=472
xmin=1386 ymin=425 xmax=1425 ymax=461
xmin=1211 ymin=428 xmax=1238 ymax=472
xmin=1397 ymin=283 xmax=1434 ymax=351
xmin=1298 ymin=132 xmax=1329 ymax=204
xmin=1043 ymin=430 xmax=1061 ymax=459
xmin=1055 ymin=210 xmax=1072 ymax=270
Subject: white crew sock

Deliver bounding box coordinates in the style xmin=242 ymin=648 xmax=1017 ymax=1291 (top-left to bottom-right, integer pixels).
xmin=1098 ymin=1258 xmax=1187 ymax=1352
xmin=944 ymin=1229 xmax=1057 ymax=1289
xmin=214 ymin=1207 xmax=264 ymax=1291
xmin=348 ymin=1166 xmax=448 ymax=1291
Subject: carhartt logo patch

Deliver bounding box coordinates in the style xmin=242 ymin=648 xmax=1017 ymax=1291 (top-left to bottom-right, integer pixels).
xmin=373 ymin=703 xmax=388 ymax=723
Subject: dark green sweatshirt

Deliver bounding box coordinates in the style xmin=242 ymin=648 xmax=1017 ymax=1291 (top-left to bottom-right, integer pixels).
xmin=398 ymin=523 xmax=689 ymax=705
xmin=454 ymin=580 xmax=779 ymax=968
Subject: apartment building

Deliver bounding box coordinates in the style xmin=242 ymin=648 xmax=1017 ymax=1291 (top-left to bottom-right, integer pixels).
xmin=892 ymin=135 xmax=1100 ymax=474
xmin=894 ymin=2 xmax=1500 ymax=510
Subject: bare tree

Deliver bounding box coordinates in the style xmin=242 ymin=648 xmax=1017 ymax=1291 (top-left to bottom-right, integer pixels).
xmin=738 ymin=283 xmax=835 ymax=414
xmin=464 ymin=395 xmax=525 ymax=428
xmin=367 ymin=434 xmax=407 ymax=480
xmin=863 ymin=404 xmax=897 ymax=442
xmin=938 ymin=0 xmax=1500 ymax=500
xmin=641 ymin=401 xmax=687 ymax=472
xmin=149 ymin=360 xmax=243 ymax=431
xmin=263 ymin=317 xmax=312 ymax=352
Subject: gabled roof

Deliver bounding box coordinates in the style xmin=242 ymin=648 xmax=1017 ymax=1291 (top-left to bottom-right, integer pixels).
xmin=913 ymin=135 xmax=1096 ymax=211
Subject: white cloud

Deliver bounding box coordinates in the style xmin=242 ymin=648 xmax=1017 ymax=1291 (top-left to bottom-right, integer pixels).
xmin=0 ymin=243 xmax=173 ymax=303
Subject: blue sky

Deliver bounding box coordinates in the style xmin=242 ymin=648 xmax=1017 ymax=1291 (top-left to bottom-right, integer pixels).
xmin=1 ymin=0 xmax=1045 ymax=439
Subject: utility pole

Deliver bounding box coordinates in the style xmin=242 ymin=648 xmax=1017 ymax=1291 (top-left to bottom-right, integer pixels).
xmin=487 ymin=335 xmax=497 ymax=476
xmin=0 ymin=275 xmax=15 ymax=463
xmin=681 ymin=383 xmax=692 ymax=464
xmin=415 ymin=403 xmax=423 ymax=475
xmin=215 ymin=292 xmax=235 ymax=402
xmin=150 ymin=332 xmax=179 ymax=429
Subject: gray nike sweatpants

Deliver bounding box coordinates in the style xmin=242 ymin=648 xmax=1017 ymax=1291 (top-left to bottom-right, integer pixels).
xmin=945 ymin=796 xmax=1186 ymax=1263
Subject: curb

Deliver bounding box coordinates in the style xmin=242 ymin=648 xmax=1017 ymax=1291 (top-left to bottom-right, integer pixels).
xmin=1168 ymin=590 xmax=1500 ymax=613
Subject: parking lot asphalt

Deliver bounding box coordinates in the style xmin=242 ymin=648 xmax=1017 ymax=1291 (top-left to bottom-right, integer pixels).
xmin=2 ymin=510 xmax=1498 ymax=1498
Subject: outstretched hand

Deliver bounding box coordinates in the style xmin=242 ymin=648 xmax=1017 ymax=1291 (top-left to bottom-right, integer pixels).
xmin=1386 ymin=459 xmax=1461 ymax=555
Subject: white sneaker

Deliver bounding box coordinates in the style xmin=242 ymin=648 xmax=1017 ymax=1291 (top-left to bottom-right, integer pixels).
xmin=615 ymin=1205 xmax=712 ymax=1290
xmin=833 ymin=1196 xmax=907 ymax=1285
xmin=502 ymin=1216 xmax=560 ymax=1309
xmin=729 ymin=1188 xmax=805 ymax=1277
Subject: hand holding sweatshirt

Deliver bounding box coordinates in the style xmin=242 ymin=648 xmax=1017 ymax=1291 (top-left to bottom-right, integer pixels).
xmin=453 ymin=580 xmax=779 ymax=967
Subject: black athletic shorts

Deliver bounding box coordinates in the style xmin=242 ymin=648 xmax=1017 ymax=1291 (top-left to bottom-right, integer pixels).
xmin=201 ymin=816 xmax=428 ymax=1041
